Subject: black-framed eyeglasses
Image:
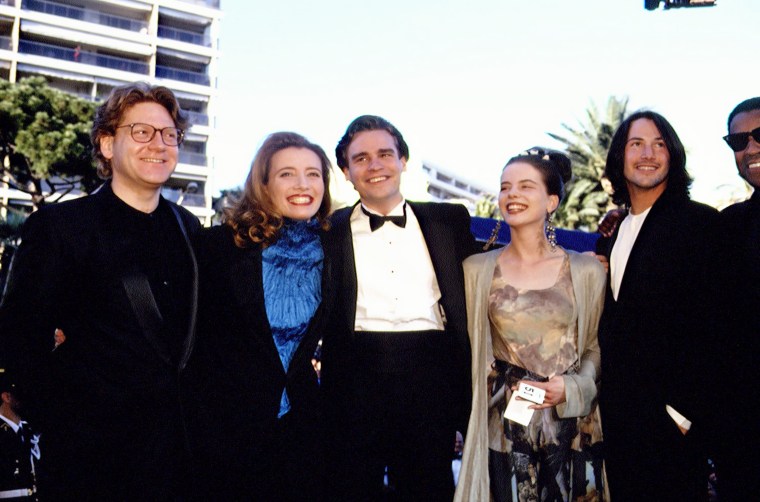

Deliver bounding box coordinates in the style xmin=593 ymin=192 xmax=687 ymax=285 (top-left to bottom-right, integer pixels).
xmin=723 ymin=126 xmax=760 ymax=152
xmin=115 ymin=123 xmax=184 ymax=146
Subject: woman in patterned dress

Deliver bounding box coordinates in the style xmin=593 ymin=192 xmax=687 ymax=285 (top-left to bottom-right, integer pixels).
xmin=455 ymin=148 xmax=606 ymax=502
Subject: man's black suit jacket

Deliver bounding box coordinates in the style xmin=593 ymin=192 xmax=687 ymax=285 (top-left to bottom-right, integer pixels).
xmin=598 ymin=190 xmax=718 ymax=500
xmin=321 ymin=201 xmax=478 ymax=438
xmin=0 ymin=183 xmax=199 ymax=498
xmin=185 ymin=223 xmax=333 ymax=495
xmin=713 ymin=190 xmax=760 ymax=499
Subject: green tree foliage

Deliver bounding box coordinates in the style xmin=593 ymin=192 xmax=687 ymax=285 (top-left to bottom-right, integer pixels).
xmin=211 ymin=187 xmax=243 ymax=225
xmin=0 ymin=76 xmax=99 ymax=210
xmin=0 ymin=208 xmax=26 ymax=294
xmin=474 ymin=193 xmax=500 ymax=219
xmin=549 ymin=96 xmax=628 ymax=231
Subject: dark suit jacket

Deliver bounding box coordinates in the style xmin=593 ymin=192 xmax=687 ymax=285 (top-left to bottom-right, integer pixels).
xmin=598 ymin=190 xmax=718 ymax=500
xmin=0 ymin=183 xmax=199 ymax=498
xmin=321 ymin=201 xmax=478 ymax=437
xmin=186 ymin=223 xmax=333 ymax=493
xmin=714 ymin=191 xmax=760 ymax=499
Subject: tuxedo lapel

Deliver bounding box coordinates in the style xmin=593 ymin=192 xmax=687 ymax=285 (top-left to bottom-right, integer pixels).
xmin=410 ymin=203 xmax=443 ymax=273
xmin=409 ymin=202 xmax=452 ymax=304
xmin=169 ymin=205 xmax=198 ymax=372
xmin=613 ymin=195 xmax=674 ymax=304
xmin=330 ymin=206 xmax=358 ymax=336
xmin=121 ymin=272 xmax=172 ymax=366
xmin=93 ymin=191 xmax=174 ymax=366
xmin=290 ymin=234 xmax=333 ymax=372
xmin=228 ymin=246 xmax=281 ymax=366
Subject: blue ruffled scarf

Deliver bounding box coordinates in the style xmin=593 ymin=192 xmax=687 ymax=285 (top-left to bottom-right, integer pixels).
xmin=262 ymin=218 xmax=323 ymax=418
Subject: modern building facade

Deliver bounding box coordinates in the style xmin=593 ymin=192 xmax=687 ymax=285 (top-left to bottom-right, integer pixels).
xmin=0 ymin=0 xmax=221 ymax=223
xmin=422 ymin=161 xmax=493 ymax=214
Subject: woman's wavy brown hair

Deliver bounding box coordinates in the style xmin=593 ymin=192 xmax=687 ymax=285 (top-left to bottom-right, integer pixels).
xmin=224 ymin=132 xmax=332 ymax=248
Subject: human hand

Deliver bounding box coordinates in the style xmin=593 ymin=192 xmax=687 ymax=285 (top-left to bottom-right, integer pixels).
xmin=582 ymin=251 xmax=609 ymax=273
xmin=53 ymin=328 xmax=66 ymax=349
xmin=512 ymin=376 xmax=566 ymax=410
xmin=597 ymin=208 xmax=626 ymax=237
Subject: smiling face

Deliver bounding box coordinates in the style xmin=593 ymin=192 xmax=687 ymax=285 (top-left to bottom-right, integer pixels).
xmin=266 ymin=147 xmax=325 ymax=221
xmin=623 ymin=118 xmax=670 ymax=202
xmin=729 ymin=109 xmax=760 ymax=189
xmin=342 ymin=129 xmax=406 ymax=215
xmin=498 ymin=161 xmax=558 ymax=229
xmin=100 ymin=101 xmax=178 ymax=200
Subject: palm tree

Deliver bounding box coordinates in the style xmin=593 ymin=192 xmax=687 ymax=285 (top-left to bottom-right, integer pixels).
xmin=549 ymin=96 xmax=628 ymax=231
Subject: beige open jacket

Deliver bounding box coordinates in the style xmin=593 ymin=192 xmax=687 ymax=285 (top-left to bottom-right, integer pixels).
xmin=454 ymin=248 xmax=606 ymax=501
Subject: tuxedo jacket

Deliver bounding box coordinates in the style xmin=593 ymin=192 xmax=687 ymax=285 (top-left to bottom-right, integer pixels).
xmin=321 ymin=201 xmax=479 ymax=434
xmin=186 ymin=224 xmax=333 ymax=482
xmin=0 ymin=183 xmax=199 ymax=496
xmin=597 ymin=190 xmax=718 ymax=499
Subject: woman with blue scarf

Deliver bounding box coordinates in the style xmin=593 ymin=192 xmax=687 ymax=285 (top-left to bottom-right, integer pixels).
xmin=187 ymin=132 xmax=332 ymax=500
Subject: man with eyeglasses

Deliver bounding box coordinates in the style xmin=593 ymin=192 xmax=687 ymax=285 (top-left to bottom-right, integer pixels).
xmin=713 ymin=97 xmax=760 ymax=500
xmin=0 ymin=83 xmax=199 ymax=499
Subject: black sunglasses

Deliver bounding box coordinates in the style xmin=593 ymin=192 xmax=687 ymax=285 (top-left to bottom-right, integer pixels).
xmin=723 ymin=126 xmax=760 ymax=152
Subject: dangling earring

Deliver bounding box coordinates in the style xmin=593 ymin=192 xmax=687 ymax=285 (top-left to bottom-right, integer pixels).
xmin=545 ymin=212 xmax=557 ymax=252
xmin=483 ymin=220 xmax=501 ymax=251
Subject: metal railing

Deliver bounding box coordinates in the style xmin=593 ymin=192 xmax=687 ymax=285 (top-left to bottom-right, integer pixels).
xmin=176 ymin=0 xmax=220 ymax=9
xmin=156 ymin=65 xmax=209 ymax=86
xmin=161 ymin=188 xmax=206 ymax=208
xmin=24 ymin=0 xmax=148 ymax=33
xmin=18 ymin=39 xmax=149 ymax=75
xmin=178 ymin=151 xmax=207 ymax=166
xmin=157 ymin=25 xmax=209 ymax=47
xmin=185 ymin=110 xmax=209 ymax=126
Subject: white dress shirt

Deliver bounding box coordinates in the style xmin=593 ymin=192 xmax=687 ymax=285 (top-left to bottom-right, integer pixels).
xmin=610 ymin=207 xmax=651 ymax=301
xmin=610 ymin=205 xmax=691 ymax=431
xmin=350 ymin=200 xmax=444 ymax=332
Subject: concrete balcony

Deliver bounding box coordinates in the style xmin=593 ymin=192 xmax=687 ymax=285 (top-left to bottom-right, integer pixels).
xmin=157 ymin=25 xmax=209 ymax=47
xmin=18 ymin=39 xmax=149 ymax=75
xmin=155 ymin=64 xmax=209 ymax=86
xmin=24 ymin=0 xmax=148 ymax=33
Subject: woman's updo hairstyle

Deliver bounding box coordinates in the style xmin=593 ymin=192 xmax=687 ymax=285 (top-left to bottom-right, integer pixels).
xmin=504 ymin=147 xmax=572 ymax=201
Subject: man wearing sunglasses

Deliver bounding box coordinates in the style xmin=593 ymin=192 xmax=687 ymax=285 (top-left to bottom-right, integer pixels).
xmin=714 ymin=97 xmax=760 ymax=500
xmin=0 ymin=83 xmax=199 ymax=499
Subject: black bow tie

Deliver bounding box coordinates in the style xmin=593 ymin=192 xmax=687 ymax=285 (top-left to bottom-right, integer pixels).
xmin=361 ymin=204 xmax=407 ymax=232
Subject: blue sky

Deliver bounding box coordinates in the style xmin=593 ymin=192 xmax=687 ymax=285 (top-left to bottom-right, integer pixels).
xmin=211 ymin=0 xmax=758 ymax=207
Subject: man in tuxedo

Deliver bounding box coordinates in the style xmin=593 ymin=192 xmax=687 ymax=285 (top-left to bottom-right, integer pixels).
xmin=322 ymin=115 xmax=478 ymax=500
xmin=597 ymin=110 xmax=717 ymax=500
xmin=0 ymin=83 xmax=199 ymax=499
xmin=714 ymin=97 xmax=760 ymax=499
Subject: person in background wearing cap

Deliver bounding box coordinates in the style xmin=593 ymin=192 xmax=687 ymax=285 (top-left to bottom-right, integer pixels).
xmin=0 ymin=370 xmax=40 ymax=501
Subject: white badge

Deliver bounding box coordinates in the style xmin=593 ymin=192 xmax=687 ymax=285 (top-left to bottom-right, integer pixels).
xmin=503 ymin=382 xmax=546 ymax=426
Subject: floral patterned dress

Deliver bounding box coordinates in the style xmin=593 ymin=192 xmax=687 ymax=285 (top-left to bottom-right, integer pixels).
xmin=487 ymin=255 xmax=604 ymax=502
